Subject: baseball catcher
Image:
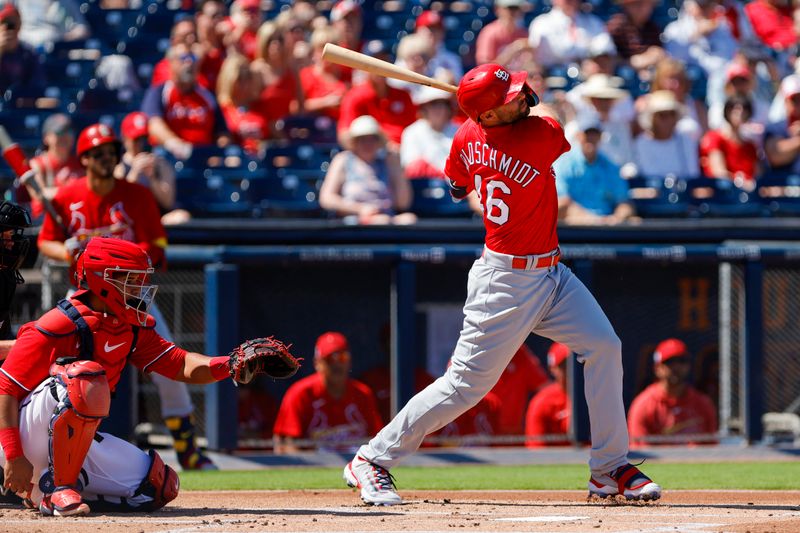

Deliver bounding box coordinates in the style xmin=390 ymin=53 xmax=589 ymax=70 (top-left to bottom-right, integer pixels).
xmin=0 ymin=237 xmax=299 ymax=517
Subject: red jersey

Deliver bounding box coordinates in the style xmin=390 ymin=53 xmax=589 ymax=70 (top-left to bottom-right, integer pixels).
xmin=490 ymin=346 xmax=549 ymax=435
xmin=273 ymin=373 xmax=383 ymax=447
xmin=436 ymin=391 xmax=501 ymax=442
xmin=141 ymin=81 xmax=224 ymax=145
xmin=744 ymin=0 xmax=796 ymax=49
xmin=37 ymin=177 xmax=167 ymax=267
xmin=338 ymin=82 xmax=417 ymax=144
xmin=627 ymin=383 xmax=718 ymax=447
xmin=221 ymin=102 xmax=270 ymax=154
xmin=299 ymin=66 xmax=348 ymax=120
xmin=357 ymin=366 xmax=436 ymax=424
xmin=258 ymin=71 xmax=299 ymax=122
xmin=0 ymin=295 xmax=185 ymax=400
xmin=699 ymin=129 xmax=758 ymax=182
xmin=525 ymin=382 xmax=570 ymax=447
xmin=445 ymin=116 xmax=571 ymax=255
xmin=26 ymin=153 xmax=84 ymax=218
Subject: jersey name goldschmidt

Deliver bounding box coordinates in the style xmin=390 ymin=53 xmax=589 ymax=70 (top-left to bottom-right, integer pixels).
xmin=445 ymin=115 xmax=571 ymax=256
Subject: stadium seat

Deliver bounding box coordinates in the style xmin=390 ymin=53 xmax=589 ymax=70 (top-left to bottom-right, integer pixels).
xmin=76 ymin=84 xmax=140 ymax=112
xmin=685 ymin=177 xmax=765 ymax=217
xmin=410 ymin=178 xmax=474 ymax=218
xmin=251 ymin=169 xmax=325 ymax=217
xmin=626 ymin=176 xmax=690 ymax=217
xmin=175 ymin=167 xmax=263 ymax=218
xmin=84 ymin=9 xmax=145 ymax=46
xmin=757 ymin=173 xmax=800 ymax=216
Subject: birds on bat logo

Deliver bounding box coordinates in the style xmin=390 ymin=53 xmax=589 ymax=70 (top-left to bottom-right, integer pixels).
xmin=495 ymin=69 xmax=509 ymax=82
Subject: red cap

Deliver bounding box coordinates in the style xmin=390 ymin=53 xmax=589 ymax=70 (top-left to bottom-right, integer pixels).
xmin=0 ymin=3 xmax=19 ymax=21
xmin=315 ymin=331 xmax=349 ymax=359
xmin=330 ymin=0 xmax=361 ymax=22
xmin=726 ymin=63 xmax=752 ymax=83
xmin=547 ymin=343 xmax=570 ymax=368
xmin=653 ymin=338 xmax=689 ymax=364
xmin=121 ymin=111 xmax=149 ymax=139
xmin=237 ymin=0 xmax=261 ymax=9
xmin=457 ymin=63 xmax=531 ymax=122
xmin=416 ymin=10 xmax=443 ymax=29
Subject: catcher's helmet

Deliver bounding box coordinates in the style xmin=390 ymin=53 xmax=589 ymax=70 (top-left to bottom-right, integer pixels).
xmin=75 ymin=237 xmax=157 ymax=326
xmin=0 ymin=201 xmax=31 ymax=281
xmin=76 ymin=123 xmax=121 ymax=158
xmin=456 ymin=63 xmax=538 ymax=122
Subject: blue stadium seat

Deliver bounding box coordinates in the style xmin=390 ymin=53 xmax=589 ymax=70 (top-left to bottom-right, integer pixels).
xmin=76 ymin=84 xmax=140 ymax=112
xmin=685 ymin=177 xmax=765 ymax=217
xmin=84 ymin=9 xmax=145 ymax=46
xmin=410 ymin=178 xmax=474 ymax=218
xmin=263 ymin=143 xmax=341 ymax=175
xmin=41 ymin=59 xmax=97 ymax=89
xmin=757 ymin=173 xmax=800 ymax=216
xmin=175 ymin=167 xmax=263 ymax=218
xmin=251 ymin=169 xmax=325 ymax=217
xmin=626 ymin=176 xmax=690 ymax=217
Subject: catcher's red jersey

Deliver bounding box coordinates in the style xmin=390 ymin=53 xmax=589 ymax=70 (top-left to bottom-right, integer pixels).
xmin=273 ymin=374 xmax=383 ymax=445
xmin=445 ymin=115 xmax=570 ymax=255
xmin=37 ymin=177 xmax=167 ymax=267
xmin=0 ymin=296 xmax=186 ymax=400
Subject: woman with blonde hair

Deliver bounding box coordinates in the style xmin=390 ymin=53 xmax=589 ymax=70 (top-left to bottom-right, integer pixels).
xmin=320 ymin=115 xmax=417 ymax=225
xmin=217 ymin=53 xmax=271 ymax=154
xmin=299 ymin=26 xmax=350 ymax=119
xmin=636 ymin=58 xmax=706 ymax=140
xmin=252 ymin=21 xmax=304 ymax=123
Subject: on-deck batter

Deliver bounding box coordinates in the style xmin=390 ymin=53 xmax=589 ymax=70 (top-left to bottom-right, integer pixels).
xmin=344 ymin=63 xmax=661 ymax=505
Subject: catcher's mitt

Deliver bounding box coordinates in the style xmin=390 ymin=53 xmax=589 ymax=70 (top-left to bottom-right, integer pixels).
xmin=228 ymin=337 xmax=300 ymax=384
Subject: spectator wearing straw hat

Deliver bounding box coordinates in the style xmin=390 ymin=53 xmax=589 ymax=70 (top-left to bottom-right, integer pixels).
xmin=321 ymin=116 xmax=416 ymax=225
xmin=400 ymin=86 xmax=459 ymax=179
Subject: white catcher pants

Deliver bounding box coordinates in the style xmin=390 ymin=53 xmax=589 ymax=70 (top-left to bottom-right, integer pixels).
xmin=359 ymin=250 xmax=630 ymax=477
xmin=1 ymin=377 xmax=152 ymax=507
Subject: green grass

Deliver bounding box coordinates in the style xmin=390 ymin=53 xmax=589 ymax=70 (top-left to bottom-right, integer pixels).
xmin=179 ymin=462 xmax=800 ymax=491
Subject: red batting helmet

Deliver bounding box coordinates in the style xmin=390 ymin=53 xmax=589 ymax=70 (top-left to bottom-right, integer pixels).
xmin=76 ymin=123 xmax=121 ymax=157
xmin=75 ymin=237 xmax=158 ymax=326
xmin=456 ymin=63 xmax=537 ymax=122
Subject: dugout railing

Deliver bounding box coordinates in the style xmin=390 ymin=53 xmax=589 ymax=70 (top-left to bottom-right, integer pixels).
xmin=34 ymin=242 xmax=800 ymax=451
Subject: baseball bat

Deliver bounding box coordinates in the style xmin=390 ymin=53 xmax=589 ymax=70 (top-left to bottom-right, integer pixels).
xmin=0 ymin=125 xmax=69 ymax=234
xmin=322 ymin=43 xmax=458 ymax=94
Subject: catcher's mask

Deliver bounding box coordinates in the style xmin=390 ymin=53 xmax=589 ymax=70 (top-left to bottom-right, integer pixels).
xmin=75 ymin=237 xmax=158 ymax=326
xmin=0 ymin=201 xmax=32 ymax=284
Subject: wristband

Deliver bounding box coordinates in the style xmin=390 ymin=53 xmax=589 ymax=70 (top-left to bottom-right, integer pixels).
xmin=209 ymin=356 xmax=231 ymax=381
xmin=0 ymin=427 xmax=24 ymax=461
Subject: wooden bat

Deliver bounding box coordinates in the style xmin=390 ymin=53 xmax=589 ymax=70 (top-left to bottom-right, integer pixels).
xmin=322 ymin=43 xmax=458 ymax=93
xmin=0 ymin=125 xmax=69 ymax=235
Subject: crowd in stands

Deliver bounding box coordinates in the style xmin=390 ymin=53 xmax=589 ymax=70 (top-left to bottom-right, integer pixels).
xmin=2 ymin=0 xmax=800 ymax=223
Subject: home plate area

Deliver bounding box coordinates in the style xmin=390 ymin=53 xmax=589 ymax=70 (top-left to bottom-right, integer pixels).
xmin=1 ymin=490 xmax=799 ymax=532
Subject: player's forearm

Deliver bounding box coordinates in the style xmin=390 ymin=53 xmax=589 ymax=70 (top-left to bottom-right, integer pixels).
xmin=0 ymin=340 xmax=13 ymax=361
xmin=38 ymin=239 xmax=70 ymax=263
xmin=174 ymin=352 xmax=231 ymax=384
xmin=0 ymin=394 xmax=23 ymax=460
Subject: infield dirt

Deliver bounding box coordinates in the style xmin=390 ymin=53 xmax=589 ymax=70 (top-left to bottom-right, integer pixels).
xmin=1 ymin=490 xmax=798 ymax=532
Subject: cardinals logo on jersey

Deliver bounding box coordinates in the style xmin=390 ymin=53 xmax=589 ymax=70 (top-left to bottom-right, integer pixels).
xmin=109 ymin=202 xmax=135 ymax=241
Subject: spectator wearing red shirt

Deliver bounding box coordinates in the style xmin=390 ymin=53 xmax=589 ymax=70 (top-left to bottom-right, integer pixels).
xmin=273 ymin=332 xmax=383 ymax=454
xmin=252 ymin=21 xmax=303 ymax=123
xmin=490 ymin=344 xmax=549 ymax=436
xmin=628 ymin=339 xmax=718 ymax=447
xmin=194 ymin=0 xmax=227 ymax=91
xmin=142 ymin=43 xmax=230 ymax=160
xmin=220 ymin=0 xmax=262 ymax=60
xmin=338 ymin=40 xmax=417 ymax=147
xmin=475 ymin=0 xmax=530 ymax=66
xmin=330 ymin=0 xmax=363 ymax=55
xmin=700 ymin=95 xmax=760 ymax=187
xmin=0 ymin=4 xmax=46 ymax=94
xmin=525 ymin=343 xmax=572 ymax=448
xmin=24 ymin=114 xmax=83 ymax=220
xmin=300 ymin=26 xmax=349 ymax=120
xmin=744 ymin=0 xmax=796 ymax=51
xmin=151 ymin=18 xmax=207 ymax=91
xmin=217 ymin=54 xmax=271 ymax=155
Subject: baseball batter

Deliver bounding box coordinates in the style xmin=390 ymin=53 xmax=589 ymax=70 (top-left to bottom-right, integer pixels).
xmin=0 ymin=237 xmax=297 ymax=516
xmin=344 ymin=64 xmax=661 ymax=505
